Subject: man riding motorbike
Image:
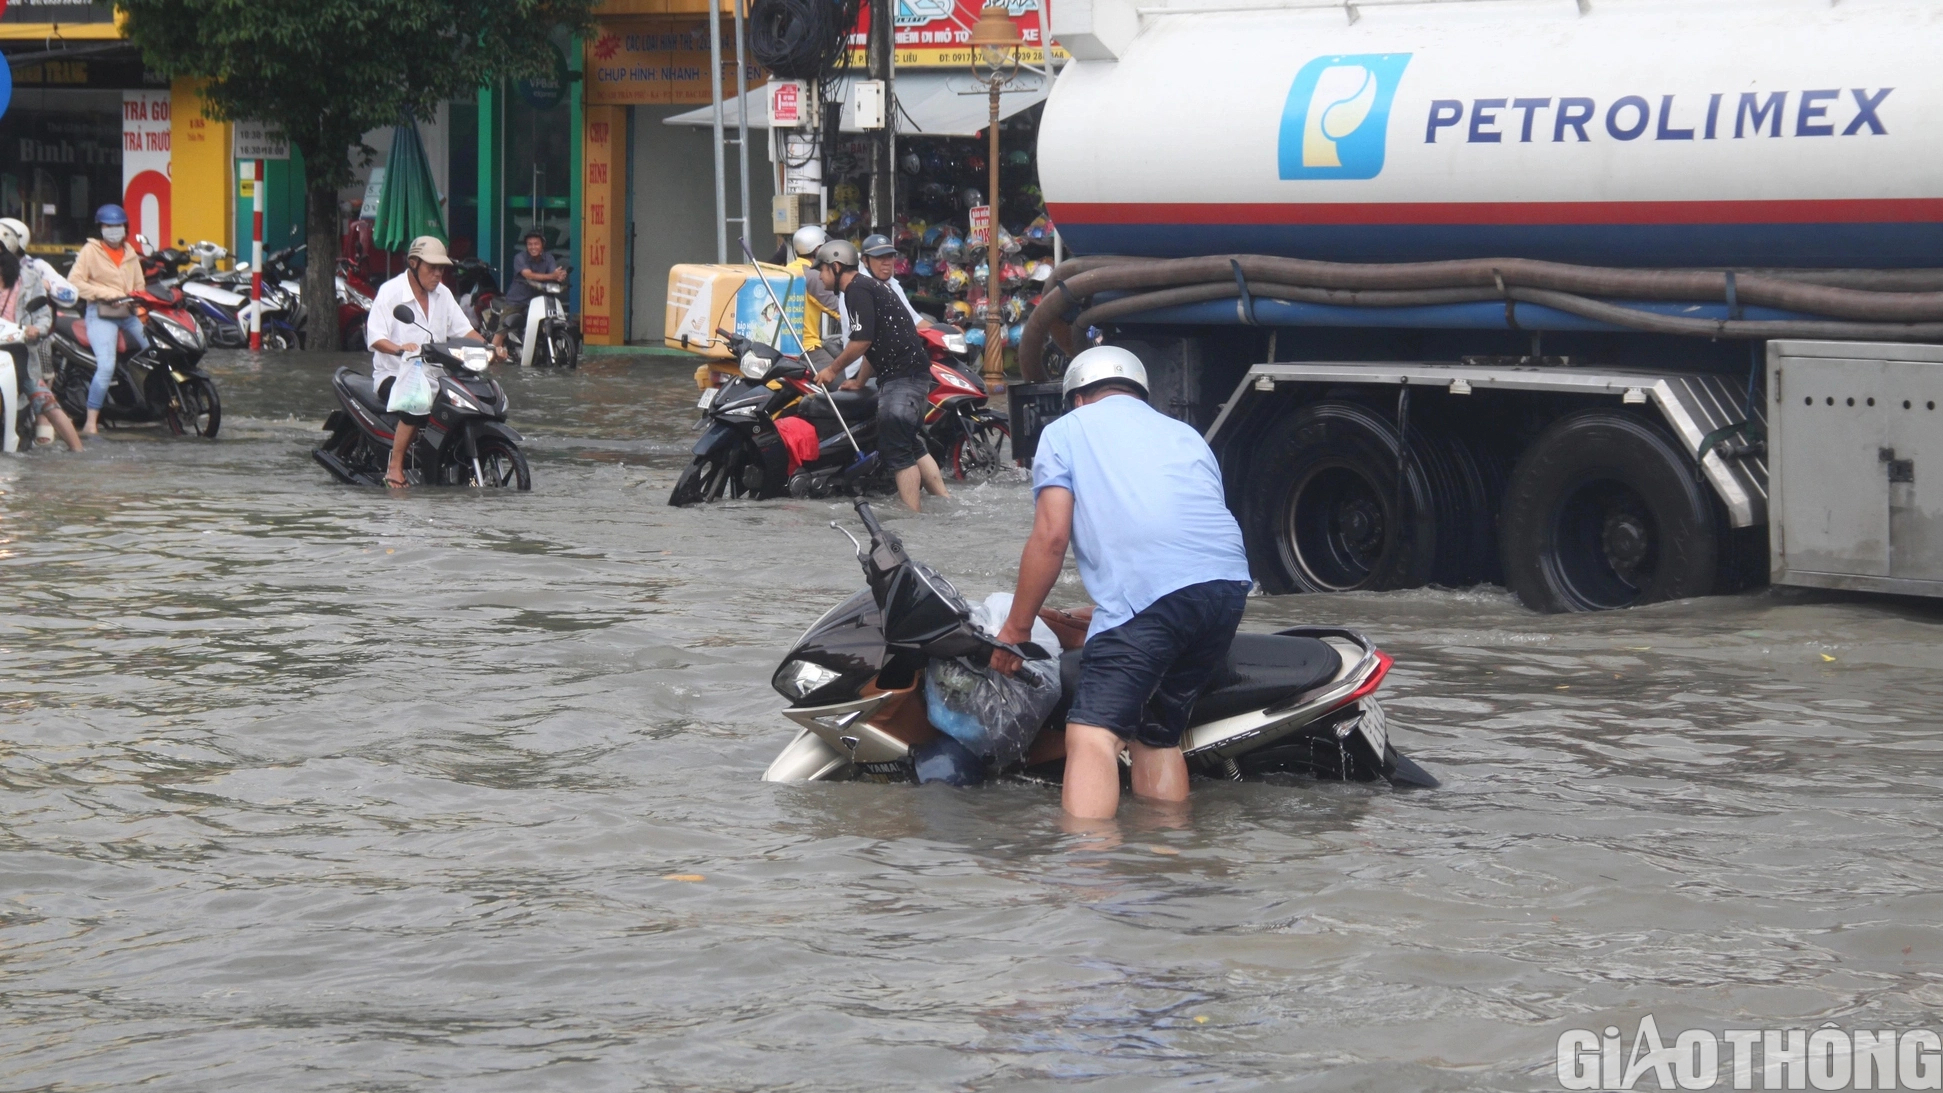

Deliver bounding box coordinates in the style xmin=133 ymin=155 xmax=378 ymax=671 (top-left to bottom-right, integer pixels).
xmin=364 ymin=236 xmax=488 ymax=488
xmin=811 ymin=239 xmax=951 ymax=513
xmin=490 ymin=229 xmax=565 ymax=358
xmin=65 ymin=204 xmax=148 ymax=437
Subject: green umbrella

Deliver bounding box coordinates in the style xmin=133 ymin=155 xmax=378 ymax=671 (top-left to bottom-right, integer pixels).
xmin=371 ymin=118 xmax=446 ymax=252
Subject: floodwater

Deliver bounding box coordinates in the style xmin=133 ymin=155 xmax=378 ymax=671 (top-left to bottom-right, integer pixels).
xmin=3 ymin=349 xmax=1942 ymax=1092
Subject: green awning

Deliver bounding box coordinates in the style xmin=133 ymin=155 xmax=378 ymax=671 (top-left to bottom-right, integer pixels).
xmin=371 ymin=119 xmax=446 ymax=252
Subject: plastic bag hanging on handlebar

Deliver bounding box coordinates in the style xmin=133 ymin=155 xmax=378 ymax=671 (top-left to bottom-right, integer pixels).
xmin=386 ymin=359 xmax=434 ymax=417
xmin=923 ymin=594 xmax=1061 ymax=767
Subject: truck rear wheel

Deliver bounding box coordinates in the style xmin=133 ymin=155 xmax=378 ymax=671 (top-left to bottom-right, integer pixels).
xmin=1500 ymin=411 xmax=1718 ymax=613
xmin=1244 ymin=400 xmax=1474 ymax=594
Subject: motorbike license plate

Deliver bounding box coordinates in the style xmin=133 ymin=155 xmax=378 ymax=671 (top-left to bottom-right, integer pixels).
xmin=697 ymin=386 xmax=719 ymax=410
xmin=1357 ymin=699 xmax=1388 ymax=759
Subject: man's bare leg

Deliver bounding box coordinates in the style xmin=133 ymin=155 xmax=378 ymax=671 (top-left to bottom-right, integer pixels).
xmin=894 ymin=464 xmax=923 ymax=511
xmin=1062 ymin=723 xmax=1124 ymax=819
xmin=42 ymin=407 xmax=82 ymax=452
xmin=386 ymin=422 xmax=417 ymax=488
xmin=916 ymin=453 xmax=951 ymax=499
xmin=1128 ymin=742 xmax=1189 ymax=804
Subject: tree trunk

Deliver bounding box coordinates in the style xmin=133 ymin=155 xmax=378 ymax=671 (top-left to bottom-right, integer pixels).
xmin=305 ymin=175 xmax=342 ymax=352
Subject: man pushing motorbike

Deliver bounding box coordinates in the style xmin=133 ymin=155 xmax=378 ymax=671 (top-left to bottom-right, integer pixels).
xmin=989 ymin=346 xmax=1253 ymax=820
xmin=364 ymin=236 xmax=488 ymax=489
xmin=811 ymin=239 xmax=950 ymax=512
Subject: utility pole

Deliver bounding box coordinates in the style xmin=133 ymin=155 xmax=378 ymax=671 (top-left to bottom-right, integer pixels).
xmin=866 ymin=0 xmax=894 ymax=233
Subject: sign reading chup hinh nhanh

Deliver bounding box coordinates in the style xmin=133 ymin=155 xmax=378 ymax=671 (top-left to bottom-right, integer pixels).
xmin=849 ymin=0 xmax=1068 ymax=68
xmin=585 ymin=22 xmax=766 ymax=106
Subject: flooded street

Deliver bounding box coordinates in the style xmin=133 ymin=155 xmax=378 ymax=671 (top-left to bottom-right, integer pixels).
xmin=3 ymin=349 xmax=1942 ymax=1091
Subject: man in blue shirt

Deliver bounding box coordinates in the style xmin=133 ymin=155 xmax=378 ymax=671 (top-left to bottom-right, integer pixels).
xmin=991 ymin=345 xmax=1252 ymax=819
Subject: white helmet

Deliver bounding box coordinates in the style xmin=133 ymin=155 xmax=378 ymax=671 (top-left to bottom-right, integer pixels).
xmin=0 ymin=218 xmax=28 ymax=254
xmin=1061 ymin=344 xmax=1149 ymax=402
xmin=791 ymin=225 xmax=828 ymax=258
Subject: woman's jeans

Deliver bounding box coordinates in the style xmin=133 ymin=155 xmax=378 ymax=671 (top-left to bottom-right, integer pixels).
xmin=84 ymin=304 xmax=147 ymax=411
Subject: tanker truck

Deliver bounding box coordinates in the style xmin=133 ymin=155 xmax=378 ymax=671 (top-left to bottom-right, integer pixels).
xmin=1022 ymin=0 xmax=1943 ymax=612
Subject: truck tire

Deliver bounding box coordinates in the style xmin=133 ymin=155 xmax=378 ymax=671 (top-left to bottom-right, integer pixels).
xmin=1244 ymin=400 xmax=1485 ymax=594
xmin=1500 ymin=411 xmax=1718 ymax=613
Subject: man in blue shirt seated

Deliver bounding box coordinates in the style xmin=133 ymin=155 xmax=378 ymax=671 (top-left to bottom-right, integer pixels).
xmin=492 ymin=229 xmax=566 ymax=357
xmin=990 ymin=345 xmax=1253 ymax=819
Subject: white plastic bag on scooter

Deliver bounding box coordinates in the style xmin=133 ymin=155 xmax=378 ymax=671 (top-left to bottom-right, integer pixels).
xmin=923 ymin=593 xmax=1061 ymax=766
xmin=385 ymin=359 xmax=435 ymax=417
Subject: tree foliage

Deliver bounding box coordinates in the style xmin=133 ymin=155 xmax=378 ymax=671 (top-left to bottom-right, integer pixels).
xmin=120 ymin=0 xmax=597 ymax=189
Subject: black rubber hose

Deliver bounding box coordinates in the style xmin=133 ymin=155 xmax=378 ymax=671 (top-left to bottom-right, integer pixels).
xmin=1019 ymin=254 xmax=1943 ymax=379
xmin=749 ymin=0 xmax=852 ymax=79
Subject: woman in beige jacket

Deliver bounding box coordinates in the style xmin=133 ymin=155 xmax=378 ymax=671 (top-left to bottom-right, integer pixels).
xmin=66 ymin=204 xmax=148 ymax=436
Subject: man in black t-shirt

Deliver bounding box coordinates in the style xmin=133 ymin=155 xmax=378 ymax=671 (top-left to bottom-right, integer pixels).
xmin=812 ymin=239 xmax=950 ymax=512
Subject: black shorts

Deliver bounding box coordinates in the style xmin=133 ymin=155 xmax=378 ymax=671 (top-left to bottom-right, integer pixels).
xmin=1066 ymin=580 xmax=1252 ymax=749
xmin=376 ymin=377 xmax=430 ymax=427
xmin=876 ymin=374 xmax=929 ymax=473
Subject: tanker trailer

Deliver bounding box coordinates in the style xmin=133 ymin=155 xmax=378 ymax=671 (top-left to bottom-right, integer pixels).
xmin=1027 ymin=0 xmax=1943 ymax=612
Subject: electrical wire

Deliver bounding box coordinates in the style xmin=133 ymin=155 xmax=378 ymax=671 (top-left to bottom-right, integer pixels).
xmin=749 ymin=0 xmax=857 ymax=79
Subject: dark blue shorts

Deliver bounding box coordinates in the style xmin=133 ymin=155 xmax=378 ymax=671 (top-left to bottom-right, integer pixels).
xmin=876 ymin=374 xmax=929 ymax=472
xmin=1067 ymin=579 xmax=1251 ymax=749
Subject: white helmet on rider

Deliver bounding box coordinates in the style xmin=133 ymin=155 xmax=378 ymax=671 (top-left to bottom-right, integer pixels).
xmin=791 ymin=225 xmax=828 ymax=258
xmin=1061 ymin=344 xmax=1149 ymax=403
xmin=0 ymin=217 xmax=28 ymax=254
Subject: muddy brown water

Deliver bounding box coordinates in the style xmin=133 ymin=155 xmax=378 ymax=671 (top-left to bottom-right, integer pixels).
xmin=2 ymin=349 xmax=1940 ymax=1091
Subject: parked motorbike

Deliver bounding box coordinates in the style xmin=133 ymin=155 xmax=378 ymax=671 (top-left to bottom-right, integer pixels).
xmin=311 ymin=305 xmax=530 ymax=489
xmin=762 ymin=499 xmax=1437 ymax=787
xmin=43 ymin=290 xmax=221 ymax=437
xmin=452 ymin=256 xmax=500 ymax=332
xmin=336 ymin=260 xmax=376 ymax=352
xmin=176 ymin=242 xmax=304 ymax=349
xmin=492 ymin=277 xmax=581 ymax=369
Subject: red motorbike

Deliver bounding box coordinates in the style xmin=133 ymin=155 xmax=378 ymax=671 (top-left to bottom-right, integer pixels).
xmin=917 ymin=325 xmax=1009 ymax=479
xmin=336 ymin=260 xmax=377 ymax=352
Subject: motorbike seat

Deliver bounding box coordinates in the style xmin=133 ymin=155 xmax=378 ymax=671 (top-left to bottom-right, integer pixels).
xmin=1048 ymin=632 xmax=1344 ymax=731
xmin=338 ymin=370 xmax=392 ymax=415
xmin=68 ymin=318 xmax=140 ymax=355
xmin=802 ymin=387 xmax=879 ymax=421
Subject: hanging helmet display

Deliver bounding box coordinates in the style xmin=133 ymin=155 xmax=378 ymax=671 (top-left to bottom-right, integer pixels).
xmin=936 ymin=233 xmax=966 ymax=265
xmin=901 ymin=150 xmax=922 ymax=174
xmin=973 ymin=260 xmax=991 ymax=285
xmin=1005 ymin=149 xmax=1032 ymax=168
xmin=998 ymin=229 xmax=1022 ymax=257
xmin=1002 ymin=295 xmax=1026 ymax=323
xmin=947 ymin=300 xmax=974 ymax=326
xmin=943 ymin=266 xmax=971 ymax=295
xmin=1005 ymin=323 xmax=1024 ymax=348
xmin=1029 ymin=259 xmax=1055 ymax=283
xmin=964 ymin=326 xmax=986 ymax=348
xmin=894 ymin=255 xmax=913 ymax=276
xmin=1025 ymin=215 xmax=1053 ymax=243
xmin=965 ymin=153 xmax=987 ymax=175
xmin=833 ymin=182 xmax=862 ymax=208
xmin=958 ymin=186 xmax=984 ymax=211
xmin=1000 ymin=260 xmax=1027 ymax=290
xmin=915 ymin=257 xmax=936 ymax=278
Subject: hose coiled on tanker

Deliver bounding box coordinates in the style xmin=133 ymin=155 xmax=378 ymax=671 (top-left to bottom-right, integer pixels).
xmin=1017 ymin=255 xmax=1943 ymax=382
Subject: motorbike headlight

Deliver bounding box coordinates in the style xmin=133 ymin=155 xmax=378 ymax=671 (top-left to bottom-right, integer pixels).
xmin=740 ymin=351 xmax=771 ymax=381
xmin=943 ymin=333 xmax=968 ymax=354
xmin=773 ymin=659 xmax=842 ymax=701
xmin=443 ymin=386 xmax=483 ymax=413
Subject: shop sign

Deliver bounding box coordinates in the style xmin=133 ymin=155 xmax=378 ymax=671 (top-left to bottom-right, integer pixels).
xmin=122 ymin=91 xmax=171 ymax=246
xmin=848 ymin=0 xmax=1069 ymax=69
xmin=586 ymin=21 xmax=767 ymax=107
xmin=517 ymin=43 xmax=570 ymax=111
xmin=967 ymin=204 xmax=991 ymax=247
xmin=234 ymin=120 xmax=288 ymax=160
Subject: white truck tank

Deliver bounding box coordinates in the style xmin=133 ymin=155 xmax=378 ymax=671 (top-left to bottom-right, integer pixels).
xmin=1039 ymin=0 xmax=1943 ymax=268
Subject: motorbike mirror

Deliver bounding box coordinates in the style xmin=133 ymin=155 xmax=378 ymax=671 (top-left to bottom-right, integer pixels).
xmin=392 ymin=305 xmax=416 ymax=323
xmin=235 ymin=261 xmax=249 ymax=272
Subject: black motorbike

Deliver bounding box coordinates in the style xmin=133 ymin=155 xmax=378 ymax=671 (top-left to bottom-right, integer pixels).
xmin=669 ymin=331 xmax=882 ymax=506
xmin=312 ymin=305 xmax=530 ymax=489
xmin=762 ymin=498 xmax=1438 ymax=789
xmin=43 ymin=290 xmax=221 ymax=438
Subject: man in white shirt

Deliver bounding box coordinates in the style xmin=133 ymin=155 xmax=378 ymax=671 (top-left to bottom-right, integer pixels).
xmin=364 ymin=236 xmax=486 ymax=488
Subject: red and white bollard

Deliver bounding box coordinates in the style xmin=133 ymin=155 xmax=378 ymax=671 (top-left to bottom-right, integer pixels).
xmin=249 ymin=158 xmax=264 ymax=351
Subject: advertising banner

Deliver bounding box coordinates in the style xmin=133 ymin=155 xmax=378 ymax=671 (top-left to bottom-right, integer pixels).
xmin=848 ymin=0 xmax=1066 ymax=69
xmin=122 ymin=91 xmax=171 ymax=247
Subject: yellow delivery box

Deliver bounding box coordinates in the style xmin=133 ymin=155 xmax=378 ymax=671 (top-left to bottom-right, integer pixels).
xmin=665 ymin=262 xmax=811 ymax=360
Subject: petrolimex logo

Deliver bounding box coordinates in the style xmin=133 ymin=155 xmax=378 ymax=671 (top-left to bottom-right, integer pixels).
xmin=1278 ymin=53 xmax=1413 ymax=180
